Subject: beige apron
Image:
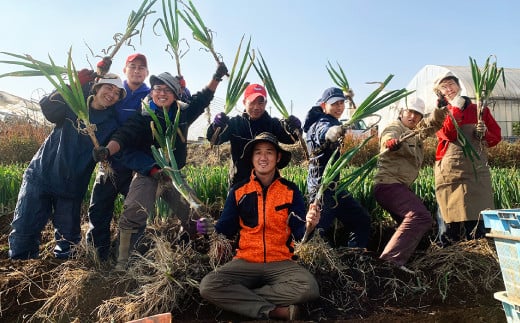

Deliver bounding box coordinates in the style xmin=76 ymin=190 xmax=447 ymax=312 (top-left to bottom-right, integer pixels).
xmin=435 ymin=124 xmax=494 ymax=223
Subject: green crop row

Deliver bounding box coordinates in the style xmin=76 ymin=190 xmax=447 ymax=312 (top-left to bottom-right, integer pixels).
xmin=1 ymin=164 xmax=519 ymax=220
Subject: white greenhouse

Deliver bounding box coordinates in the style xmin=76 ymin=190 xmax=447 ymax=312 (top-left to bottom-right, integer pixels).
xmin=377 ymin=65 xmax=520 ymax=139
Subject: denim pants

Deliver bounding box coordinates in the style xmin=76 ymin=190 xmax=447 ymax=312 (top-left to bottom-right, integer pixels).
xmin=374 ymin=183 xmax=433 ymax=266
xmin=9 ymin=178 xmax=82 ymax=259
xmin=86 ymin=167 xmax=133 ymax=259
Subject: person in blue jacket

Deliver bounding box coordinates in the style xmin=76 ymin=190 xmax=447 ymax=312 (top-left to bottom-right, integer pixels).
xmin=93 ymin=62 xmax=228 ymax=270
xmin=8 ymin=73 xmax=126 ymax=259
xmin=303 ymin=87 xmax=371 ymax=249
xmin=86 ymin=53 xmax=150 ymax=260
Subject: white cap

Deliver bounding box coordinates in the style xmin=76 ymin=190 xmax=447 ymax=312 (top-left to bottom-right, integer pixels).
xmin=433 ymin=71 xmax=460 ymax=89
xmin=93 ymin=73 xmax=126 ymax=100
xmin=404 ymin=97 xmax=425 ymax=116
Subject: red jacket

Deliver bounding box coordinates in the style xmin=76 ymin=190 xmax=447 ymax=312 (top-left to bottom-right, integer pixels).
xmin=435 ymin=102 xmax=501 ymax=160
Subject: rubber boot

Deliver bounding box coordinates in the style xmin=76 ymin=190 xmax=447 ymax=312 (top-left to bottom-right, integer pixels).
xmin=115 ymin=229 xmax=138 ymax=271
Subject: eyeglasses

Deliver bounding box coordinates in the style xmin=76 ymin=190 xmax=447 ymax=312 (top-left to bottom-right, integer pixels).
xmin=152 ymin=86 xmax=174 ymax=94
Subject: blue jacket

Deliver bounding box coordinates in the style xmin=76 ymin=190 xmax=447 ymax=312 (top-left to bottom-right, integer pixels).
xmin=111 ymin=87 xmax=214 ymax=174
xmin=206 ymin=111 xmax=295 ymax=185
xmin=114 ymin=81 xmax=150 ymax=125
xmin=110 ymin=81 xmax=150 ymax=172
xmin=303 ymin=106 xmax=342 ymax=200
xmin=24 ymin=88 xmax=119 ymax=199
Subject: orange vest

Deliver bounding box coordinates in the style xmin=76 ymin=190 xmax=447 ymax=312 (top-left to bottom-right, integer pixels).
xmin=233 ymin=175 xmax=296 ymax=263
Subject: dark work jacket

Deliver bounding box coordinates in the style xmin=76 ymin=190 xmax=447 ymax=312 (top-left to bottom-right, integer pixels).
xmin=303 ymin=105 xmax=342 ymax=201
xmin=215 ymin=171 xmax=307 ymax=262
xmin=206 ymin=111 xmax=295 ymax=185
xmin=112 ymin=87 xmax=214 ymax=174
xmin=24 ymin=87 xmax=119 ymax=199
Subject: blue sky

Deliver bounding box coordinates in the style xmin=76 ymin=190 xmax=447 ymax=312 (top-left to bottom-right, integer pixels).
xmin=0 ymin=0 xmax=518 ymax=124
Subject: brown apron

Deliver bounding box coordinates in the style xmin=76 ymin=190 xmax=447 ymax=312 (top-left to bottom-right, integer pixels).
xmin=434 ymin=124 xmax=494 ymax=223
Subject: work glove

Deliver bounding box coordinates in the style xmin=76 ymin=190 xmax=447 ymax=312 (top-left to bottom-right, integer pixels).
xmin=448 ymin=95 xmax=465 ymax=109
xmin=213 ymin=62 xmax=229 ymax=81
xmin=213 ymin=112 xmax=229 ymax=128
xmin=475 ymin=120 xmax=487 ymax=139
xmin=436 ymin=93 xmax=448 ymax=109
xmin=385 ymin=138 xmax=401 ymax=151
xmin=92 ymin=146 xmax=110 ymax=162
xmin=285 ymin=115 xmax=302 ymax=134
xmin=77 ymin=68 xmax=96 ymax=86
xmin=325 ymin=125 xmax=345 ymax=143
xmin=96 ymin=56 xmax=112 ymax=76
xmin=196 ymin=217 xmax=215 ymax=235
xmin=150 ymin=166 xmax=170 ymax=183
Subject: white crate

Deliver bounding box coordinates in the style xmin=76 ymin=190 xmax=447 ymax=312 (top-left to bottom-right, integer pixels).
xmin=494 ymin=291 xmax=520 ymax=323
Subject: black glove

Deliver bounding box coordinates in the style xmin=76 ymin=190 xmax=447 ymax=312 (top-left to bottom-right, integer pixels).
xmin=213 ymin=112 xmax=229 ymax=128
xmin=92 ymin=146 xmax=110 ymax=162
xmin=96 ymin=56 xmax=112 ymax=76
xmin=78 ymin=69 xmax=96 ymax=86
xmin=213 ymin=62 xmax=228 ymax=81
xmin=285 ymin=115 xmax=302 ymax=134
xmin=436 ymin=92 xmax=448 ymax=109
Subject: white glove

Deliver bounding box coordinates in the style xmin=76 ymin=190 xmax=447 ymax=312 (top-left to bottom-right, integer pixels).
xmin=325 ymin=125 xmax=345 ymax=142
xmin=448 ymin=95 xmax=465 ymax=108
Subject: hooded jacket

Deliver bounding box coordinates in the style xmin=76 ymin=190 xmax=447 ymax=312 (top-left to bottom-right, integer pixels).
xmin=303 ymin=106 xmax=341 ymax=200
xmin=25 ymin=87 xmax=119 ymax=199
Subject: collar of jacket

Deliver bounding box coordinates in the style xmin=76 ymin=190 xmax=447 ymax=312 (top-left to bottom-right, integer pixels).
xmin=251 ymin=169 xmax=281 ymax=189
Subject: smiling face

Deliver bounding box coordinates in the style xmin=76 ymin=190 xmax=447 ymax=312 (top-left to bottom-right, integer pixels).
xmin=322 ymin=100 xmax=345 ymax=119
xmin=123 ymin=58 xmax=148 ymax=91
xmin=151 ymin=83 xmax=176 ymax=108
xmin=251 ymin=141 xmax=280 ymax=177
xmin=437 ymin=78 xmax=461 ymax=101
xmin=91 ymin=84 xmax=123 ymax=110
xmin=244 ymin=96 xmax=267 ymax=120
xmin=400 ymin=109 xmax=423 ymax=130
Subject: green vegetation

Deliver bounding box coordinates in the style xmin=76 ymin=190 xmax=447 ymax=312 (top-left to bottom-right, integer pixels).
xmin=1 ymin=120 xmax=518 ymax=218
xmin=1 ymin=163 xmax=518 ymax=218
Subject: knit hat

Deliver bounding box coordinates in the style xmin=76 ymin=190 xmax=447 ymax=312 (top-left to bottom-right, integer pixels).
xmin=150 ymin=72 xmax=182 ymax=98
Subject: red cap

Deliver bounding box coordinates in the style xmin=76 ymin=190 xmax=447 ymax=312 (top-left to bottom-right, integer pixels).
xmin=244 ymin=83 xmax=267 ymax=102
xmin=126 ymin=53 xmax=147 ymax=67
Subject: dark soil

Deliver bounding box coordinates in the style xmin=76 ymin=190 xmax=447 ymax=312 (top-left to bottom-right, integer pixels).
xmin=0 ymin=143 xmax=509 ymax=322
